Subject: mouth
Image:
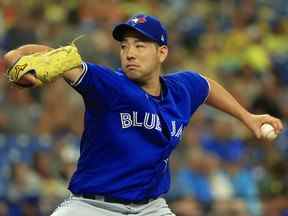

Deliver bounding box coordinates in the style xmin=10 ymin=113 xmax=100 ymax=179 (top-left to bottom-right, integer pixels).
xmin=126 ymin=64 xmax=139 ymax=69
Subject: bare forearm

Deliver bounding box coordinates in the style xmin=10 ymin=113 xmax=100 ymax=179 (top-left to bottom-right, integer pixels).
xmin=205 ymin=78 xmax=284 ymax=138
xmin=205 ymin=78 xmax=251 ymax=124
xmin=63 ymin=66 xmax=84 ymax=84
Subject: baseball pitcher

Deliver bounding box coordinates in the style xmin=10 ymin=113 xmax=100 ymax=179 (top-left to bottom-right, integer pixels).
xmin=3 ymin=14 xmax=283 ymax=216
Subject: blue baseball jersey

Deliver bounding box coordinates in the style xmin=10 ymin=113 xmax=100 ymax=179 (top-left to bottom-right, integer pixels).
xmin=68 ymin=62 xmax=210 ymax=202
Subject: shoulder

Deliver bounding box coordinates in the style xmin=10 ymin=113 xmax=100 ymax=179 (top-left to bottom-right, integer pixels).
xmin=164 ymin=70 xmax=209 ymax=86
xmin=84 ymin=62 xmax=126 ymax=78
xmin=81 ymin=62 xmax=128 ymax=81
xmin=71 ymin=62 xmax=125 ymax=90
xmin=85 ymin=62 xmax=114 ymax=73
xmin=164 ymin=70 xmax=210 ymax=107
xmin=164 ymin=70 xmax=204 ymax=79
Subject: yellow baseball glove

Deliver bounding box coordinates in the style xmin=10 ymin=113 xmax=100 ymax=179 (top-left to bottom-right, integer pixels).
xmin=7 ymin=44 xmax=82 ymax=87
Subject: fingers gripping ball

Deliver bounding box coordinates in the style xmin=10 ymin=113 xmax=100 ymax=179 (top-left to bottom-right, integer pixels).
xmin=260 ymin=123 xmax=278 ymax=141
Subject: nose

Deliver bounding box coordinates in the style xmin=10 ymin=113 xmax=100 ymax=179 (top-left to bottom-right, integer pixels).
xmin=126 ymin=46 xmax=137 ymax=60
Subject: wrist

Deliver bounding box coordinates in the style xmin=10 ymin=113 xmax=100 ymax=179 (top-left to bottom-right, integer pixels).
xmin=240 ymin=111 xmax=253 ymax=126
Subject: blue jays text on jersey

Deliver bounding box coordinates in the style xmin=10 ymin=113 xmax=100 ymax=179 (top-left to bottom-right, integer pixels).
xmin=68 ymin=62 xmax=210 ymax=202
xmin=120 ymin=111 xmax=183 ymax=138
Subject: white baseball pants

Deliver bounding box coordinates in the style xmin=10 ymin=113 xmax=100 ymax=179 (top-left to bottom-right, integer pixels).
xmin=51 ymin=195 xmax=175 ymax=216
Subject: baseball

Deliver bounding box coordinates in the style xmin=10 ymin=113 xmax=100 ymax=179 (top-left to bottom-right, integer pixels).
xmin=260 ymin=123 xmax=277 ymax=141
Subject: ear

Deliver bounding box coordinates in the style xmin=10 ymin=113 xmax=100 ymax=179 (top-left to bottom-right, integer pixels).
xmin=158 ymin=46 xmax=168 ymax=63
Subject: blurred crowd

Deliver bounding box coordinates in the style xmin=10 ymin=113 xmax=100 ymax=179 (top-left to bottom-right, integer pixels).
xmin=0 ymin=0 xmax=288 ymax=215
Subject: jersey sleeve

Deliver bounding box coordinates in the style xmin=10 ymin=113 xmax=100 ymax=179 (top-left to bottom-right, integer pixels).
xmin=69 ymin=62 xmax=118 ymax=105
xmin=178 ymin=71 xmax=210 ymax=110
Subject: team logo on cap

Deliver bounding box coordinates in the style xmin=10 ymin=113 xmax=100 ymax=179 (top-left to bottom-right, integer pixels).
xmin=129 ymin=15 xmax=147 ymax=25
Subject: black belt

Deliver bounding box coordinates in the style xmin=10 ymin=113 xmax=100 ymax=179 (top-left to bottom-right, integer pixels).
xmin=74 ymin=194 xmax=153 ymax=205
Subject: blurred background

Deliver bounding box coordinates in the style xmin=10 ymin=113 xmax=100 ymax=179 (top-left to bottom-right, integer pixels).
xmin=0 ymin=0 xmax=288 ymax=215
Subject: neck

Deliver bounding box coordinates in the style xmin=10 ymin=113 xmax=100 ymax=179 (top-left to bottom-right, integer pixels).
xmin=141 ymin=65 xmax=162 ymax=96
xmin=141 ymin=77 xmax=161 ymax=96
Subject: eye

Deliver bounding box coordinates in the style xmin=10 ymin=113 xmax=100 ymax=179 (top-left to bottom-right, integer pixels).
xmin=136 ymin=44 xmax=145 ymax=48
xmin=120 ymin=44 xmax=127 ymax=49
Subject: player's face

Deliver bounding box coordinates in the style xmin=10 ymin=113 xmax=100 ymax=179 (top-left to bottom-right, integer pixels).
xmin=120 ymin=31 xmax=168 ymax=84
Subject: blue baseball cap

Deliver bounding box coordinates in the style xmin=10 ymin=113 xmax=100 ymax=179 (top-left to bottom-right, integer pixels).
xmin=112 ymin=14 xmax=168 ymax=46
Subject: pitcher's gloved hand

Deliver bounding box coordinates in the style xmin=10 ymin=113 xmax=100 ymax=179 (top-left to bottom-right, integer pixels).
xmin=7 ymin=44 xmax=82 ymax=87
